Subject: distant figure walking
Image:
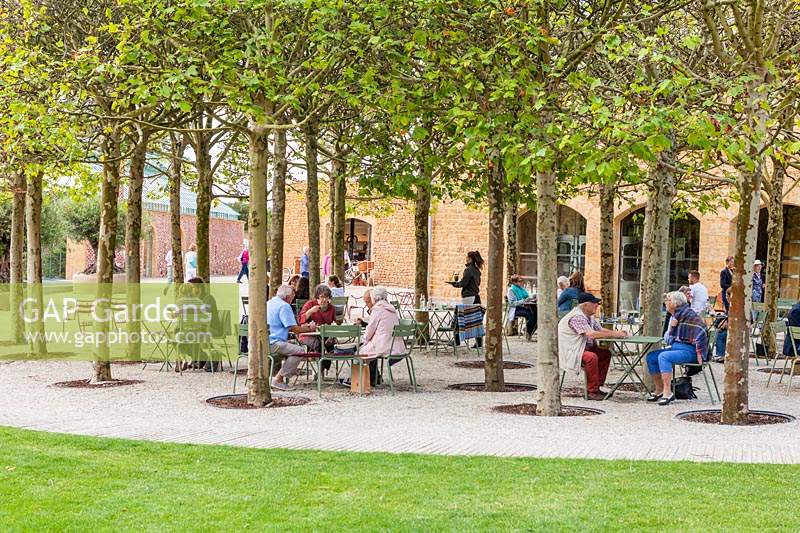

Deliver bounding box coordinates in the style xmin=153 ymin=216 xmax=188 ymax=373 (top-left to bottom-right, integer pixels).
xmin=236 ymin=246 xmax=250 ymax=283
xmin=185 ymin=243 xmax=198 ymax=280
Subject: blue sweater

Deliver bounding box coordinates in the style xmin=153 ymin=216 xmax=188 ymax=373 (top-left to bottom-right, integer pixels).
xmin=557 ymin=287 xmax=580 ymax=311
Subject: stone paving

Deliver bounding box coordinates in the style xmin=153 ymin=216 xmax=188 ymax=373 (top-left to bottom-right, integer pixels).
xmin=1 ymin=333 xmax=799 ymax=464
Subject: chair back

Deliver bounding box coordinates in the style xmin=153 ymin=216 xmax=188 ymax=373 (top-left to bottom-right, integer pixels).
xmin=331 ymin=296 xmax=348 ymax=322
xmin=319 ymin=324 xmax=362 ymax=355
xmin=569 ymin=298 xmax=578 ymax=310
xmin=706 ymin=328 xmax=718 ymax=360
xmin=399 ymin=318 xmax=416 ymax=327
xmin=215 ymin=309 xmax=232 ymax=338
xmin=294 ymin=299 xmax=308 ymax=314
xmin=788 ymin=326 xmax=800 ymax=357
xmin=392 ymin=323 xmax=416 ymax=355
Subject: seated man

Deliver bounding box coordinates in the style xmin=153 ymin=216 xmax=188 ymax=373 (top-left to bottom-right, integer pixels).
xmin=267 ymin=285 xmax=315 ymax=390
xmin=784 ymin=300 xmax=800 ymax=356
xmin=354 ymin=289 xmax=374 ymax=327
xmin=558 ymin=292 xmax=629 ymax=400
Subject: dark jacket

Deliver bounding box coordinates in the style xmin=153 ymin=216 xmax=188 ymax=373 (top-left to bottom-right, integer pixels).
xmin=784 ymin=303 xmax=800 ymax=356
xmin=720 ymin=268 xmax=732 ymax=292
xmin=453 ymin=264 xmax=481 ymax=299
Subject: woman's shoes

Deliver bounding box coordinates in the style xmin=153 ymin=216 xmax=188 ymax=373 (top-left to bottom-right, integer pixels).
xmin=658 ymin=394 xmax=677 ymax=406
xmin=646 ymin=393 xmax=663 ymax=403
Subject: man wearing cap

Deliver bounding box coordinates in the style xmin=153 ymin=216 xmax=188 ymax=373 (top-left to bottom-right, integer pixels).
xmin=752 ymin=260 xmax=764 ymax=303
xmin=558 ymin=292 xmax=629 ymax=400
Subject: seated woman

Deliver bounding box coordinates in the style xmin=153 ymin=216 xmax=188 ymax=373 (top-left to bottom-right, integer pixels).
xmin=506 ymin=275 xmax=536 ymax=341
xmin=287 ymin=275 xmax=301 ymax=295
xmin=295 ymin=276 xmax=310 ymax=301
xmin=784 ymin=300 xmax=800 ymax=356
xmin=645 ymin=291 xmax=708 ymax=405
xmin=298 ymin=285 xmax=337 ymax=355
xmin=327 ymin=275 xmax=345 ymax=297
xmin=340 ymin=287 xmax=406 ymax=387
xmin=557 ymin=271 xmax=584 ymax=311
xmin=556 ymin=276 xmax=569 ymax=298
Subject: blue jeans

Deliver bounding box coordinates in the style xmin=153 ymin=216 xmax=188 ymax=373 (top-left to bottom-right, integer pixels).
xmin=715 ymin=329 xmax=727 ymax=358
xmin=646 ymin=342 xmax=698 ymax=374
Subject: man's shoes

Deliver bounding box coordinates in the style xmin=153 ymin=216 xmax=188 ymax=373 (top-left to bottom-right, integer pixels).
xmin=271 ymin=379 xmax=293 ymax=391
xmin=237 ymin=280 xmax=242 ymax=283
xmin=712 ymin=356 xmax=724 ymax=363
xmin=586 ymin=391 xmax=605 ymax=401
xmin=338 ymin=378 xmax=351 ymax=387
xmin=647 ymin=393 xmax=663 ymax=403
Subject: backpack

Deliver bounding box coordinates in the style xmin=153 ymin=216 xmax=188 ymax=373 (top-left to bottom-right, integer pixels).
xmin=671 ymin=376 xmax=697 ymax=399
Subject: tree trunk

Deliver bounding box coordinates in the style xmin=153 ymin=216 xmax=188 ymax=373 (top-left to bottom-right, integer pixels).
xmin=195 ymin=131 xmax=212 ymax=283
xmin=722 ymin=166 xmax=762 ymax=423
xmin=26 ymin=170 xmax=46 ymax=356
xmin=332 ymin=149 xmax=347 ymax=281
xmin=598 ymin=183 xmax=615 ymax=316
xmin=505 ymin=185 xmax=518 ymax=277
xmin=721 ymin=79 xmax=768 ymax=425
xmin=304 ymin=122 xmax=321 ymax=288
xmin=414 ymin=181 xmax=431 ymax=341
xmin=92 ymin=133 xmax=121 ymax=383
xmin=535 ymin=169 xmax=561 ymax=415
xmin=125 ymin=130 xmax=150 ymax=361
xmin=10 ymin=171 xmax=26 ymax=344
xmin=638 ymin=151 xmax=677 ymax=391
xmin=268 ymin=126 xmax=287 ymax=297
xmin=169 ymin=133 xmax=186 ymax=285
xmin=763 ymin=158 xmax=785 ymax=356
xmin=246 ymin=124 xmax=272 ymax=406
xmin=484 ymin=157 xmax=506 ymax=391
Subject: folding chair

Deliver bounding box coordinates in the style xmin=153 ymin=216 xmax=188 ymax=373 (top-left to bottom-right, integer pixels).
xmin=318 ymin=324 xmax=363 ymax=397
xmin=775 ymin=326 xmax=800 ymax=394
xmin=379 ymin=323 xmax=418 ymax=394
xmin=750 ymin=310 xmax=768 ymax=366
xmin=560 ymin=369 xmax=588 ymax=400
xmin=331 ymin=296 xmax=348 ymax=323
xmin=766 ymin=321 xmax=787 ymax=388
xmin=678 ymin=329 xmax=721 ymax=404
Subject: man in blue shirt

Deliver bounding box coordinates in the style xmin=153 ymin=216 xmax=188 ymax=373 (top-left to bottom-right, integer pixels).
xmin=300 ymin=246 xmax=310 ymax=279
xmin=268 ymin=284 xmax=315 ymax=390
xmin=784 ymin=301 xmax=800 ymax=357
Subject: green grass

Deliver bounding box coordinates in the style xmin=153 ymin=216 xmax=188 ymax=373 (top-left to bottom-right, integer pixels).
xmin=1 ymin=426 xmax=798 ymax=532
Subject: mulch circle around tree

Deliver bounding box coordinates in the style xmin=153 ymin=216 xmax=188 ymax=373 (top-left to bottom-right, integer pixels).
xmin=756 ymin=367 xmax=790 ymax=375
xmin=206 ymin=394 xmax=311 ymax=409
xmin=493 ymin=403 xmax=604 ymax=417
xmin=676 ymin=409 xmax=795 ymax=425
xmin=447 ymin=382 xmax=536 ymax=392
xmin=112 ymin=360 xmax=142 ymax=366
xmin=51 ymin=379 xmax=144 ymax=389
xmin=454 ymin=360 xmax=534 ymax=370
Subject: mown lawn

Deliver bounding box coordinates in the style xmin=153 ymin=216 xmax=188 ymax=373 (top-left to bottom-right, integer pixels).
xmin=1 ymin=426 xmax=798 ymax=531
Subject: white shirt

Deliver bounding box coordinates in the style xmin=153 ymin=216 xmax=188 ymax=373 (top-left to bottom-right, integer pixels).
xmin=689 ymin=282 xmax=708 ymax=314
xmin=165 ymin=249 xmax=173 ymax=266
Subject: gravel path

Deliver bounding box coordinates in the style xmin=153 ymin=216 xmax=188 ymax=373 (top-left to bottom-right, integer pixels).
xmin=1 ymin=337 xmax=799 ymax=464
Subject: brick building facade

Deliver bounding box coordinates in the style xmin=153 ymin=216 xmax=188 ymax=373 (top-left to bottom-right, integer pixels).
xmin=283 ymin=179 xmax=800 ymax=310
xmin=66 ymin=179 xmax=245 ymax=280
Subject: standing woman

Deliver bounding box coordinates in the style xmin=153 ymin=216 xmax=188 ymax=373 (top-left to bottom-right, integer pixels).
xmin=450 ymin=250 xmax=484 ymax=305
xmin=450 ymin=251 xmax=484 ymax=348
xmin=184 ymin=243 xmax=198 ymax=281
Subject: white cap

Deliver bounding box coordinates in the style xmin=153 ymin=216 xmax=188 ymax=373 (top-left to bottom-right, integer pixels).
xmin=754 ymin=259 xmax=762 ymax=266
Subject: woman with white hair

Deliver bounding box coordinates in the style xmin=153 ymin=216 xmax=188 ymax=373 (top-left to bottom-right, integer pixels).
xmin=557 ymin=276 xmax=569 ymax=298
xmin=340 ymin=287 xmax=405 ymax=387
xmin=645 ymin=291 xmax=708 ymax=405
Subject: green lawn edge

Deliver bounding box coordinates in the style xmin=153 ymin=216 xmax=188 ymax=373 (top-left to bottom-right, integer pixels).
xmin=1 ymin=426 xmax=798 ymax=532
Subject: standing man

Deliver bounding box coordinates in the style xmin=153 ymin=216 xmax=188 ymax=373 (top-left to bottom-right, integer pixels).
xmin=300 ymin=246 xmax=310 ymax=279
xmin=720 ymin=256 xmax=734 ymax=311
xmin=688 ymin=270 xmax=709 ymax=315
xmin=752 ymin=259 xmax=764 ymax=303
xmin=236 ymin=244 xmax=249 ymax=283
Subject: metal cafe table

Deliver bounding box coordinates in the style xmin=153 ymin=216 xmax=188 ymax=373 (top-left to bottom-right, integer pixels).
xmin=594 ymin=335 xmax=663 ymax=400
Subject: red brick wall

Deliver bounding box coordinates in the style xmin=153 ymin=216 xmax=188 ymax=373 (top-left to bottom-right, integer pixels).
xmin=65 ymin=210 xmax=244 ymax=279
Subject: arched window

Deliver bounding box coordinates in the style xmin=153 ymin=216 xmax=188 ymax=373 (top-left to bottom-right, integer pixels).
xmin=756 ymin=206 xmax=800 ymax=300
xmin=345 ymin=218 xmax=372 ymax=262
xmin=618 ymin=208 xmax=700 ymax=312
xmin=518 ymin=205 xmax=587 ymax=286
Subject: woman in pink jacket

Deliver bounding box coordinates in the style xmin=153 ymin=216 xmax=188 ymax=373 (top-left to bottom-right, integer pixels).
xmin=341 ymin=287 xmax=406 ymax=386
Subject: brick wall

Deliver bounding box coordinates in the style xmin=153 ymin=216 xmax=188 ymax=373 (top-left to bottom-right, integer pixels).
xmin=65 ymin=210 xmax=244 ymax=279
